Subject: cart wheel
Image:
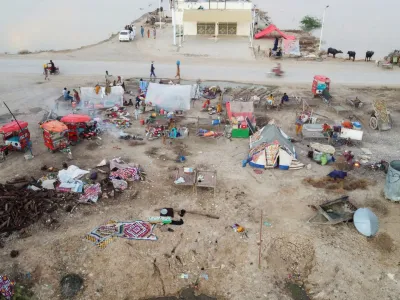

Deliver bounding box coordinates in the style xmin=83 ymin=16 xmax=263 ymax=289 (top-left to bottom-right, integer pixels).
xmin=369 ymin=116 xmax=378 ymax=130
xmin=70 ymin=141 xmax=77 ymax=146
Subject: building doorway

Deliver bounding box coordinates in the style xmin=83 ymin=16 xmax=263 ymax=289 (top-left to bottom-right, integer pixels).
xmin=218 ymin=22 xmax=237 ymax=35
xmin=197 ymin=22 xmax=216 ymax=35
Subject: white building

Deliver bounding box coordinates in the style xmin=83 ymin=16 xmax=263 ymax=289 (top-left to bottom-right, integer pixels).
xmin=171 ymin=0 xmax=255 ymax=44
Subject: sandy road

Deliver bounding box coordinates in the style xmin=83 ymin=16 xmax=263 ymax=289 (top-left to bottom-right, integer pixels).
xmin=1 ymin=58 xmax=399 ymax=86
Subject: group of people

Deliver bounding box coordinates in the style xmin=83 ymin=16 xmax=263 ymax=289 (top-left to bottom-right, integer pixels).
xmin=62 ymin=87 xmax=80 ymax=104
xmin=266 ymin=93 xmax=289 ymax=106
xmin=140 ymin=25 xmax=156 ymax=39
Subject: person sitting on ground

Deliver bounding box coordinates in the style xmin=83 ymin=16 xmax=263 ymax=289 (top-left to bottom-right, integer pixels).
xmin=281 ymin=93 xmax=289 ymax=105
xmin=276 ymin=47 xmax=282 ymax=57
xmin=202 ymin=99 xmax=211 ymax=110
xmin=65 ymin=90 xmax=73 ymax=101
xmin=135 ymin=96 xmax=141 ymax=109
xmin=62 ymin=87 xmax=68 ymax=98
xmin=267 ymin=94 xmax=275 ymax=105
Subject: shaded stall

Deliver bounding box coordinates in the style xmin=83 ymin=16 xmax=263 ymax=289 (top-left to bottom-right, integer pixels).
xmin=226 ymin=101 xmax=256 ymax=138
xmin=80 ymin=86 xmax=124 ymax=109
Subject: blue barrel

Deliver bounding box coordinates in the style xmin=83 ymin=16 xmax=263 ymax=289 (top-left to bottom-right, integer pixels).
xmin=384 ymin=160 xmax=400 ymax=201
xmin=212 ymin=119 xmax=220 ymax=125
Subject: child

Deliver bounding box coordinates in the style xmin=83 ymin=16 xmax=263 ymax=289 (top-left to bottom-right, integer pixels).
xmin=44 ymin=64 xmax=49 ymax=80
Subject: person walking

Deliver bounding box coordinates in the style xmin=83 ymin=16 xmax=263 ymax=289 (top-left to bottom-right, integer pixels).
xmin=141 ymin=26 xmax=144 ymax=38
xmin=44 ymin=64 xmax=49 ymax=80
xmin=175 ymin=60 xmax=181 ymax=79
xmin=147 ymin=28 xmax=150 ymax=38
xmin=153 ymin=27 xmax=156 ymax=39
xmin=150 ymin=61 xmax=156 ymax=78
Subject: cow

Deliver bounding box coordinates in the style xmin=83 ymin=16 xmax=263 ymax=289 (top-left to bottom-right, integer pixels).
xmin=365 ymin=51 xmax=374 ymax=61
xmin=327 ymin=48 xmax=343 ymax=58
xmin=347 ymin=51 xmax=356 ymax=61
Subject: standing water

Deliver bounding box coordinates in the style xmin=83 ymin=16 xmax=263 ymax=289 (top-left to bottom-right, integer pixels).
xmin=0 ymin=0 xmax=398 ymax=58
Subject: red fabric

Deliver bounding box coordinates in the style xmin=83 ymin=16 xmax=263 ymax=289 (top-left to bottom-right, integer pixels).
xmin=61 ymin=114 xmax=91 ymax=123
xmin=0 ymin=121 xmax=28 ymax=133
xmin=254 ymin=24 xmax=296 ymax=40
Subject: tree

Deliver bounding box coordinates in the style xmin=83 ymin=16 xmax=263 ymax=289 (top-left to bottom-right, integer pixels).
xmin=300 ymin=15 xmax=322 ymax=32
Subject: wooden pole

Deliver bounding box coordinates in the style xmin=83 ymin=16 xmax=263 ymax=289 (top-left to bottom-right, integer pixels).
xmin=258 ymin=209 xmax=263 ymax=268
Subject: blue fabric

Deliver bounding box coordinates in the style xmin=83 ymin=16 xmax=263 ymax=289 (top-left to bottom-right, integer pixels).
xmin=328 ymin=170 xmax=347 ymax=179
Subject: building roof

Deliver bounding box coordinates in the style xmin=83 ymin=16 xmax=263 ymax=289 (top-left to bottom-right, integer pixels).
xmin=183 ymin=9 xmax=252 ymax=23
xmin=254 ymin=24 xmax=296 ymax=40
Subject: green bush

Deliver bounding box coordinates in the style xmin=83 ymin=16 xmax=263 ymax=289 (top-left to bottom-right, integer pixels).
xmin=300 ymin=16 xmax=322 ymax=32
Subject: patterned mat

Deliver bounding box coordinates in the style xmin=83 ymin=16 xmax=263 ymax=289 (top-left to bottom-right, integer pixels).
xmin=0 ymin=275 xmax=15 ymax=300
xmin=85 ymin=220 xmax=157 ymax=249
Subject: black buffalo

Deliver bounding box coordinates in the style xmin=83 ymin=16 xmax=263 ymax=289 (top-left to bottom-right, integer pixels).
xmin=365 ymin=51 xmax=374 ymax=61
xmin=347 ymin=51 xmax=356 ymax=61
xmin=327 ymin=48 xmax=343 ymax=58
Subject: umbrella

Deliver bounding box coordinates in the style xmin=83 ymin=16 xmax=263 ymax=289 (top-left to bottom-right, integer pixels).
xmin=60 ymin=114 xmax=91 ymax=123
xmin=353 ymin=208 xmax=379 ymax=237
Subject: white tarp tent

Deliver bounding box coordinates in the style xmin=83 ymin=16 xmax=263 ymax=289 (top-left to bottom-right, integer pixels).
xmin=80 ymin=86 xmax=124 ymax=108
xmin=145 ymin=83 xmax=192 ymax=111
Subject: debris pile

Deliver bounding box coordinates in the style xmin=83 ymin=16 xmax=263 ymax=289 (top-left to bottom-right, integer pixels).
xmin=0 ymin=177 xmax=78 ymax=234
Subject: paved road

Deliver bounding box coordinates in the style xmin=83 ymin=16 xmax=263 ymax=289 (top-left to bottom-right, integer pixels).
xmin=1 ymin=58 xmax=399 ymax=86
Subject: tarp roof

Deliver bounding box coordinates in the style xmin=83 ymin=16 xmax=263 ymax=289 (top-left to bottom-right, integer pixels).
xmin=254 ymin=24 xmax=296 ymax=40
xmin=183 ymin=9 xmax=252 ymax=23
xmin=145 ymin=83 xmax=193 ymax=111
xmin=41 ymin=120 xmax=68 ymax=133
xmin=250 ymin=125 xmax=295 ymax=155
xmin=80 ymin=86 xmax=124 ymax=108
xmin=61 ymin=114 xmax=91 ymax=124
xmin=0 ymin=121 xmax=28 ymax=133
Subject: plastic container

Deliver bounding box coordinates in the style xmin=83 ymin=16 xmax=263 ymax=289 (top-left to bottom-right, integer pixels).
xmin=384 ymin=160 xmax=400 ymax=201
xmin=352 ymin=121 xmax=362 ymax=130
xmin=140 ymin=119 xmax=145 ymax=125
xmin=212 ymin=119 xmax=220 ymax=125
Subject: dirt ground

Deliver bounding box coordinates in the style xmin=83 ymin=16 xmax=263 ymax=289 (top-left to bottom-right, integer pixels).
xmin=0 ymin=73 xmax=400 ymax=300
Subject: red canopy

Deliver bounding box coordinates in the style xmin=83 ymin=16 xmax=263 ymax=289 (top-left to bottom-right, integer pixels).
xmin=255 ymin=24 xmax=296 ymax=40
xmin=0 ymin=121 xmax=29 ymax=134
xmin=314 ymin=75 xmax=330 ymax=82
xmin=60 ymin=114 xmax=91 ymax=123
xmin=41 ymin=120 xmax=68 ymax=133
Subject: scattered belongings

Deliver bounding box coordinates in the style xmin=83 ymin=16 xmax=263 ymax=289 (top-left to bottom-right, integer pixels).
xmin=109 ymin=157 xmax=145 ymax=181
xmin=354 ymin=208 xmax=379 ymax=237
xmin=153 ymin=208 xmax=219 ymax=219
xmin=57 ymin=165 xmax=89 ymax=193
xmin=309 ymin=142 xmax=336 ymax=165
xmin=247 ymin=125 xmax=304 ymax=170
xmin=304 ymin=173 xmax=372 ymax=191
xmin=86 ymin=220 xmax=157 ymax=248
xmin=307 ymin=196 xmax=358 ymax=225
xmin=0 ymin=275 xmax=15 ymax=299
xmin=79 ymin=183 xmax=102 ymax=203
xmin=346 ymin=97 xmax=363 ymax=108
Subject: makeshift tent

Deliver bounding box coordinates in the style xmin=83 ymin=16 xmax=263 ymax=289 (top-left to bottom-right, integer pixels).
xmin=248 ymin=125 xmax=304 ymax=170
xmin=255 ymin=24 xmax=296 ymax=40
xmin=226 ymin=101 xmax=256 ymax=138
xmin=283 ymin=39 xmax=301 ymax=56
xmin=145 ymin=83 xmax=192 ymax=111
xmin=80 ymin=86 xmax=124 ymax=108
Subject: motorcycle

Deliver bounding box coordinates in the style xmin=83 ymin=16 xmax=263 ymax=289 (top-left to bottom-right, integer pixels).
xmin=43 ymin=63 xmax=60 ymax=75
xmin=266 ymin=67 xmax=284 ymax=77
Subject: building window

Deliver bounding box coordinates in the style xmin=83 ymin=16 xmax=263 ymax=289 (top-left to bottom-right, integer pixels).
xmin=218 ymin=23 xmax=237 ymax=35
xmin=197 ymin=22 xmax=216 ymax=35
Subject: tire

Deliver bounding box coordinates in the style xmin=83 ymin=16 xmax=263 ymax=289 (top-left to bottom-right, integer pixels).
xmin=369 ymin=116 xmax=378 ymax=130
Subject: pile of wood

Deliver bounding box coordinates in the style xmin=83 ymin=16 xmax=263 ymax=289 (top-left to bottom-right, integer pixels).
xmin=0 ymin=177 xmax=77 ymax=234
